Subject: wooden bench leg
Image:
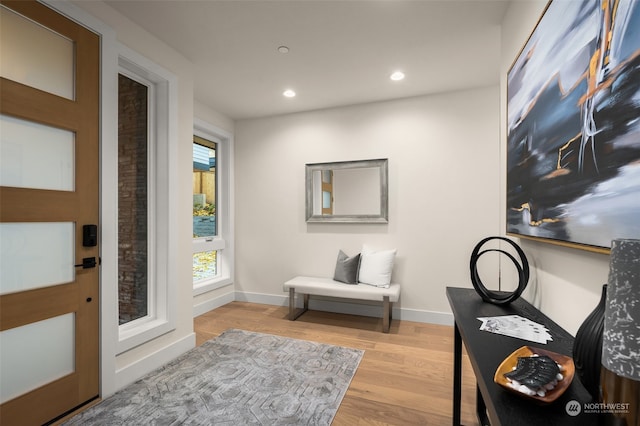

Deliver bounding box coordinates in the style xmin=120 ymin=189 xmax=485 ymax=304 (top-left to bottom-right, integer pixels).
xmin=288 ymin=288 xmax=309 ymax=321
xmin=383 ymin=296 xmax=391 ymax=333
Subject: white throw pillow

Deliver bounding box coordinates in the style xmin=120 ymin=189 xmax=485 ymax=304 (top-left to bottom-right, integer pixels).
xmin=358 ymin=244 xmax=396 ymax=288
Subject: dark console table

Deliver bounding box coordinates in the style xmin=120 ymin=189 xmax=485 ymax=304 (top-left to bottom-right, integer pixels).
xmin=447 ymin=287 xmax=600 ymax=426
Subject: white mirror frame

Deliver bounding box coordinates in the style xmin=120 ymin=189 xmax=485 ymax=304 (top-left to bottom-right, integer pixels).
xmin=305 ymin=158 xmax=389 ymax=223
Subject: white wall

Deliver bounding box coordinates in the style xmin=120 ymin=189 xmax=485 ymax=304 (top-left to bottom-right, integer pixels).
xmin=500 ymin=1 xmax=609 ymax=334
xmin=235 ymin=87 xmax=501 ymax=321
xmin=233 ymin=0 xmax=613 ymax=334
xmin=195 ymin=100 xmax=234 ymax=135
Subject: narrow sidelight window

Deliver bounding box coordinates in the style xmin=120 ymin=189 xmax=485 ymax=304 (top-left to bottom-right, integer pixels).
xmin=118 ymin=73 xmax=149 ymax=325
xmin=193 ymin=136 xmax=218 ymax=282
xmin=192 ymin=119 xmax=233 ymax=299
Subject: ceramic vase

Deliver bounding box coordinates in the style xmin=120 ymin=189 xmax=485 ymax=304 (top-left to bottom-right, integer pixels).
xmin=601 ymin=239 xmax=640 ymax=425
xmin=573 ymin=284 xmax=606 ymax=401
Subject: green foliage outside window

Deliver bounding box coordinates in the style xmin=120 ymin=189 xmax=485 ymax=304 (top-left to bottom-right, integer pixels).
xmin=193 ymin=203 xmax=215 ymax=216
xmin=193 ymin=251 xmax=217 ymax=280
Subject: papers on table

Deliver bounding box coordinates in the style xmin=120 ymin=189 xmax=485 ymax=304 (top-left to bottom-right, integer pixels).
xmin=477 ymin=315 xmax=552 ymax=345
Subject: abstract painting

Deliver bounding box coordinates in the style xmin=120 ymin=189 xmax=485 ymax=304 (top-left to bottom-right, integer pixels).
xmin=506 ymin=0 xmax=640 ymax=251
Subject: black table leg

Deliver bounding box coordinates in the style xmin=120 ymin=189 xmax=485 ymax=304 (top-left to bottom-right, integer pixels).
xmin=453 ymin=321 xmax=462 ymax=426
xmin=476 ymin=385 xmax=490 ymax=426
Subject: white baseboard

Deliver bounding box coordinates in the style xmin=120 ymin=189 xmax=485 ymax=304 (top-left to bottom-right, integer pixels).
xmin=193 ymin=291 xmax=235 ymax=317
xmin=234 ymin=291 xmax=289 ymax=306
xmin=233 ymin=291 xmax=453 ymax=326
xmin=396 ymin=307 xmax=454 ymax=326
xmin=114 ymin=332 xmax=196 ymax=392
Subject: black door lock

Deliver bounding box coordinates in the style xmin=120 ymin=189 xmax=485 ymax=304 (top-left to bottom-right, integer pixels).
xmin=83 ymin=224 xmax=98 ymax=247
xmin=75 ymin=257 xmax=97 ymax=269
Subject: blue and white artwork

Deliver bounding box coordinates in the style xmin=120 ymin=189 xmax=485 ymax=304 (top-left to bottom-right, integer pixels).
xmin=506 ymin=0 xmax=640 ymax=251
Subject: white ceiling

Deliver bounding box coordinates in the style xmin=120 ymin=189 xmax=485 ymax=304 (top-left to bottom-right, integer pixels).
xmin=105 ymin=0 xmax=510 ymax=120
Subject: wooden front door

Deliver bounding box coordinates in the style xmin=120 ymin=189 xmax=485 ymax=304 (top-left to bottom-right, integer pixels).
xmin=0 ymin=1 xmax=100 ymax=424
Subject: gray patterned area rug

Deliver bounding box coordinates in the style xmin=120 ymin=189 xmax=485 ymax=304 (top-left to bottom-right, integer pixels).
xmin=64 ymin=329 xmax=363 ymax=425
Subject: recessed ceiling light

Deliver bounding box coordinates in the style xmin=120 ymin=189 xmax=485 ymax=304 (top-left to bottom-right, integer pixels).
xmin=390 ymin=71 xmax=405 ymax=81
xmin=277 ymin=46 xmax=290 ymax=54
xmin=283 ymin=89 xmax=296 ymax=98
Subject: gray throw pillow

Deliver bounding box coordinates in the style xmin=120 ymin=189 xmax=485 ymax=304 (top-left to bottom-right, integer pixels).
xmin=333 ymin=250 xmax=361 ymax=284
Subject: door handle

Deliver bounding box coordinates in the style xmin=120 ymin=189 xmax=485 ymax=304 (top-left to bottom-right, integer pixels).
xmin=75 ymin=257 xmax=97 ymax=269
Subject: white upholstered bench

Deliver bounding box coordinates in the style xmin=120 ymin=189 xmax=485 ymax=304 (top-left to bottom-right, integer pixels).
xmin=283 ymin=276 xmax=401 ymax=333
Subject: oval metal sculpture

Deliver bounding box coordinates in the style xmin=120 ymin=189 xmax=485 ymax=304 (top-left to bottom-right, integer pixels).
xmin=470 ymin=236 xmax=530 ymax=305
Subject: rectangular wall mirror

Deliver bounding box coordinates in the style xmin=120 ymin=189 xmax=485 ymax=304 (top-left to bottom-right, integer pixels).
xmin=305 ymin=158 xmax=388 ymax=223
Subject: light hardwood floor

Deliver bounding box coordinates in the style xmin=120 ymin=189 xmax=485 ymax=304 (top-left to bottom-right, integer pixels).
xmin=195 ymin=301 xmax=479 ymax=425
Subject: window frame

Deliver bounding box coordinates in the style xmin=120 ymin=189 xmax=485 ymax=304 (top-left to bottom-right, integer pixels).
xmin=116 ymin=46 xmax=177 ymax=354
xmin=192 ymin=119 xmax=234 ymax=295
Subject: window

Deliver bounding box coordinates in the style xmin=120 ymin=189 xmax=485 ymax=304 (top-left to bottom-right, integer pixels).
xmin=118 ymin=73 xmax=149 ymax=325
xmin=116 ymin=49 xmax=177 ymax=353
xmin=193 ymin=136 xmax=217 ymax=281
xmin=193 ymin=119 xmax=233 ymax=295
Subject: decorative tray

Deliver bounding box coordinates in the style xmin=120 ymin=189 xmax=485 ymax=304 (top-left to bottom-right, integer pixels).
xmin=493 ymin=345 xmax=574 ymax=403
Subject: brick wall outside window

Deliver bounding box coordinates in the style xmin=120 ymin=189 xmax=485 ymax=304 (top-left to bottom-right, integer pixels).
xmin=118 ymin=74 xmax=148 ymax=325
